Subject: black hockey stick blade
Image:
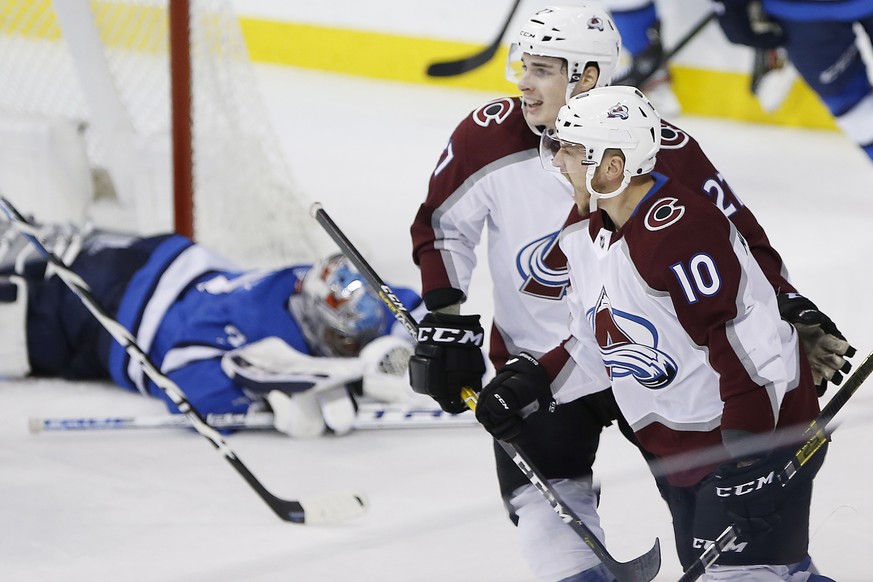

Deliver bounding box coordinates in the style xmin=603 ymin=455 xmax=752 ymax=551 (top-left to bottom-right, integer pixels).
xmin=426 ymin=0 xmax=522 ymax=77
xmin=0 ymin=196 xmax=368 ymax=526
xmin=490 ymin=410 xmax=661 ymax=582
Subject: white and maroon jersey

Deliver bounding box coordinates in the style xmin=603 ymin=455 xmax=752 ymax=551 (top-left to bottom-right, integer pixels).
xmin=551 ymin=174 xmax=820 ymax=486
xmin=411 ymin=96 xmax=796 ymax=382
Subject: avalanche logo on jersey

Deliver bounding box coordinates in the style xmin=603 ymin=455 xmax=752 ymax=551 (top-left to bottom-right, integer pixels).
xmin=517 ymin=231 xmax=569 ymax=300
xmin=644 ymin=197 xmax=685 ymax=231
xmin=659 ymin=124 xmax=690 ymax=150
xmin=473 ymin=98 xmax=514 ymax=127
xmin=588 ymin=289 xmax=678 ymax=390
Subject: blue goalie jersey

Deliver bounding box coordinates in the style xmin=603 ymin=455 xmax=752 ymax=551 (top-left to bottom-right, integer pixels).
xmin=19 ymin=232 xmax=420 ymax=416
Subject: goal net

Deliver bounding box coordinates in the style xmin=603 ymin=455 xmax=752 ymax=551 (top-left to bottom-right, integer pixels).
xmin=0 ymin=0 xmax=328 ymax=267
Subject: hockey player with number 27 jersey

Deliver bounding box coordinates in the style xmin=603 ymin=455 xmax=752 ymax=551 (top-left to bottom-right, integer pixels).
xmin=475 ymin=86 xmax=833 ymax=581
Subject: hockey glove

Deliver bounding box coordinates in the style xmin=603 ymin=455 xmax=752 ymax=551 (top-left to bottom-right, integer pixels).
xmin=777 ymin=293 xmax=855 ymax=395
xmin=475 ymin=352 xmax=551 ymax=442
xmin=706 ymin=454 xmax=785 ymax=537
xmin=408 ymin=312 xmax=486 ymax=414
xmin=714 ymin=0 xmax=785 ymax=49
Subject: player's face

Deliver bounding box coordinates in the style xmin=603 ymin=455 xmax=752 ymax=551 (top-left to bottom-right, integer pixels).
xmin=553 ymin=143 xmax=595 ymax=211
xmin=517 ymin=53 xmax=569 ymax=130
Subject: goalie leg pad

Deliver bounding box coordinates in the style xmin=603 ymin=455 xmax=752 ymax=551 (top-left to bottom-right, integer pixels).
xmin=266 ymin=390 xmax=326 ymax=438
xmin=317 ymin=384 xmax=356 ymax=436
xmin=510 ymin=478 xmax=606 ymax=581
xmin=0 ymin=276 xmax=30 ymax=377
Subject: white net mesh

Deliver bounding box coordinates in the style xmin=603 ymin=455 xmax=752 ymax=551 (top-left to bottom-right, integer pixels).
xmin=0 ymin=0 xmax=327 ymax=267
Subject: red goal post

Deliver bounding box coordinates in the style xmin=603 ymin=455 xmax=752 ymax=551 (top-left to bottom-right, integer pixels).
xmin=0 ymin=0 xmax=327 ymax=267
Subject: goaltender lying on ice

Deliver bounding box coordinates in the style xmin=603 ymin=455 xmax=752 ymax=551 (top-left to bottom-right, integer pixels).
xmin=0 ymin=218 xmax=443 ymax=437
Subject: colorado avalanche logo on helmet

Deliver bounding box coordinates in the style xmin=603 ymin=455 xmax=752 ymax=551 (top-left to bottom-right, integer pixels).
xmin=589 ymin=289 xmax=678 ymax=390
xmin=587 ymin=16 xmax=604 ymax=31
xmin=607 ymin=103 xmax=629 ymax=120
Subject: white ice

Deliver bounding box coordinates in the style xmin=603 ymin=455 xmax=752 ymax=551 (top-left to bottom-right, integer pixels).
xmin=2 ymin=66 xmax=872 ymax=581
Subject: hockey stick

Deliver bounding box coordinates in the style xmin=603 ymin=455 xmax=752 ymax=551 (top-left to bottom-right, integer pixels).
xmin=426 ymin=0 xmax=522 ymax=77
xmin=0 ymin=196 xmax=366 ymax=525
xmin=614 ymin=8 xmax=719 ymax=88
xmin=30 ymin=404 xmax=479 ymax=433
xmin=677 ymin=348 xmax=873 ymax=582
xmin=310 ymin=202 xmax=661 ymax=582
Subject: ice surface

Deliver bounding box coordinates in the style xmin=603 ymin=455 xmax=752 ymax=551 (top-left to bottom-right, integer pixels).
xmin=3 ymin=66 xmax=872 ymax=581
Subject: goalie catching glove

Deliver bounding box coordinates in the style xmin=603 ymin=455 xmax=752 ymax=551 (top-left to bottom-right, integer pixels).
xmin=408 ymin=312 xmax=486 ymax=414
xmin=776 ymin=292 xmax=855 ymax=395
xmin=221 ymin=335 xmax=415 ymax=437
xmin=475 ymin=352 xmax=551 ymax=442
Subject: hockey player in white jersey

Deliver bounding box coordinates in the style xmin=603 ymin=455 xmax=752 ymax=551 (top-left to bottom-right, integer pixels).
xmin=409 ymin=4 xmax=851 ymax=581
xmin=475 ymin=85 xmax=836 ymax=581
xmin=0 ymin=223 xmax=423 ymax=438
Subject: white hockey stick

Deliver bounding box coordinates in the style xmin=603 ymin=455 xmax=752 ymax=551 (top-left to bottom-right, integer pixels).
xmin=310 ymin=202 xmax=661 ymax=582
xmin=0 ymin=196 xmax=366 ymax=525
xmin=30 ymin=404 xmax=478 ymax=433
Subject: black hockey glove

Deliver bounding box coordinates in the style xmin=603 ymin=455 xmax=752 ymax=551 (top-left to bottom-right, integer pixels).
xmin=706 ymin=454 xmax=786 ymax=537
xmin=705 ymin=441 xmax=827 ymax=539
xmin=777 ymin=292 xmax=855 ymax=395
xmin=475 ymin=352 xmax=551 ymax=442
xmin=408 ymin=312 xmax=486 ymax=414
xmin=714 ymin=0 xmax=785 ymax=49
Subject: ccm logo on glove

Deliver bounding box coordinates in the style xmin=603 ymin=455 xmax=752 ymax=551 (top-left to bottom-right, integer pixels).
xmin=716 ymin=470 xmax=776 ymax=497
xmin=417 ymin=326 xmax=484 ymax=346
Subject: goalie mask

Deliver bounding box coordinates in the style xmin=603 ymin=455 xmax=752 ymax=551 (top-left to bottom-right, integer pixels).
xmin=506 ymin=5 xmax=621 ymax=91
xmin=545 ymin=86 xmax=660 ymax=209
xmin=290 ymin=254 xmax=386 ymax=357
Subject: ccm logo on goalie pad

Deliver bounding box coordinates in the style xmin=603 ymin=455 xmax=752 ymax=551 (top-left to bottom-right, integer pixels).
xmin=417 ymin=326 xmax=484 ymax=346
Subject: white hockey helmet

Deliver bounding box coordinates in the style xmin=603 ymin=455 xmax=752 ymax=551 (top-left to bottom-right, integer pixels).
xmin=548 ymin=86 xmax=661 ymax=206
xmin=506 ymin=5 xmax=621 ymax=88
xmin=290 ymin=254 xmax=386 ymax=357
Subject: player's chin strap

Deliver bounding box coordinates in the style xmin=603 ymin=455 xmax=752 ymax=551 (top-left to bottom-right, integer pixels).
xmin=586 ymin=164 xmax=631 ymax=213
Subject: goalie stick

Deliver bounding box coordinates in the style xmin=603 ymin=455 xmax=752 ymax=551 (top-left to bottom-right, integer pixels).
xmin=677 ymin=348 xmax=873 ymax=582
xmin=425 ymin=0 xmax=522 ymax=77
xmin=0 ymin=196 xmax=366 ymax=525
xmin=310 ymin=202 xmax=661 ymax=582
xmin=30 ymin=404 xmax=479 ymax=433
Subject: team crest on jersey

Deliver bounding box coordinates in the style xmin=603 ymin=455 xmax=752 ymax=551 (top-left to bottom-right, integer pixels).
xmin=589 ymin=289 xmax=678 ymax=389
xmin=517 ymin=231 xmax=569 ymax=300
xmin=644 ymin=197 xmax=685 ymax=231
xmin=473 ymin=98 xmax=514 ymax=127
xmin=607 ymin=103 xmax=629 ymax=120
xmin=587 ymin=16 xmax=604 ymax=31
xmin=659 ymin=124 xmax=689 ymax=150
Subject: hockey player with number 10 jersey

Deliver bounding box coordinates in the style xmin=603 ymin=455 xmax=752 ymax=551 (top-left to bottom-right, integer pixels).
xmin=475 ymin=86 xmax=835 ymax=581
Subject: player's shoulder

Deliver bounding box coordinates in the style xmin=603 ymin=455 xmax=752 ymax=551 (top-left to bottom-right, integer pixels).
xmin=631 ymin=174 xmax=728 ymax=241
xmin=657 ymin=118 xmax=703 ymax=155
xmin=454 ymin=96 xmax=536 ymax=147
